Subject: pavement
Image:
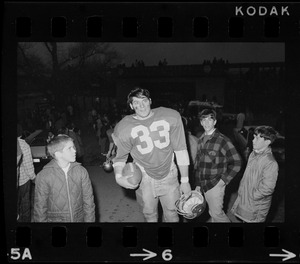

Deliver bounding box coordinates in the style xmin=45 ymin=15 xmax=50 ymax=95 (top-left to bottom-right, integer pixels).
xmin=77 ymin=112 xmax=284 ymax=223
xmin=87 ymin=165 xmax=145 ymax=222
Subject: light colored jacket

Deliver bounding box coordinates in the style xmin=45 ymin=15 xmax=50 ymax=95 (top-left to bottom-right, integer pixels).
xmin=33 ymin=160 xmax=95 ymax=222
xmin=231 ymin=147 xmax=278 ymax=222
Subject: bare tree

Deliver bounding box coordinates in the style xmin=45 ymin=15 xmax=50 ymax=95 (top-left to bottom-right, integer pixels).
xmin=44 ymin=42 xmax=120 ymax=93
xmin=17 ymin=43 xmax=47 ymax=78
xmin=17 ymin=42 xmax=121 ymax=102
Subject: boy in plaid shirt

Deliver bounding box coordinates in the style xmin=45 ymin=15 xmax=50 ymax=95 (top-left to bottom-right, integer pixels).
xmin=195 ymin=109 xmax=242 ymax=222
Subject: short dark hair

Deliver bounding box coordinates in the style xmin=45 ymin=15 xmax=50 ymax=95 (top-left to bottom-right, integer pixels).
xmin=254 ymin=126 xmax=277 ymax=144
xmin=127 ymin=87 xmax=151 ymax=106
xmin=199 ymin=108 xmax=217 ymax=121
xmin=47 ymin=134 xmax=73 ymax=158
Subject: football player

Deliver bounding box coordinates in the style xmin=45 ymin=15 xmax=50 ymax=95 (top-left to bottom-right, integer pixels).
xmin=112 ymin=87 xmax=191 ymax=222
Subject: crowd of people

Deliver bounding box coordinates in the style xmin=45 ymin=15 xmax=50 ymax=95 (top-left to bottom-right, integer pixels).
xmin=16 ymin=87 xmax=281 ymax=223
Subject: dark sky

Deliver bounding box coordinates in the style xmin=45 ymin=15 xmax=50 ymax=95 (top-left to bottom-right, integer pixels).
xmin=111 ymin=42 xmax=284 ymax=66
xmin=30 ymin=42 xmax=284 ymax=67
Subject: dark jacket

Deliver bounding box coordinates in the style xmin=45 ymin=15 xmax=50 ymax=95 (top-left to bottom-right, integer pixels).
xmin=195 ymin=129 xmax=242 ymax=192
xmin=33 ymin=160 xmax=95 ymax=222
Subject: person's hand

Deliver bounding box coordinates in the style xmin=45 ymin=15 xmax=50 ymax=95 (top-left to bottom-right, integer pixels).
xmin=195 ymin=185 xmax=201 ymax=193
xmin=116 ymin=175 xmax=139 ymax=189
xmin=180 ymin=182 xmax=192 ymax=198
xmin=219 ymin=179 xmax=226 ymax=186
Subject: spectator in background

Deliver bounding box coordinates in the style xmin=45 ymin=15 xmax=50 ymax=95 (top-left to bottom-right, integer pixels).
xmin=233 ymin=106 xmax=246 ymax=147
xmin=95 ymin=113 xmax=103 ymax=142
xmin=91 ymin=109 xmax=98 ymax=132
xmin=67 ymin=123 xmax=84 ymax=163
xmin=245 ymin=106 xmax=254 ymax=126
xmin=66 ymin=104 xmax=74 ymax=123
xmin=87 ymin=110 xmax=93 ymax=129
xmin=99 ymin=114 xmax=110 ymax=155
xmin=61 ymin=110 xmax=68 ymax=126
xmin=275 ymin=107 xmax=284 ymax=136
xmin=17 ymin=124 xmax=36 ymax=222
xmin=106 ymin=118 xmax=119 ymax=159
xmin=45 ymin=116 xmax=54 ymax=131
xmin=57 ymin=126 xmax=69 ymax=135
xmin=54 ymin=113 xmax=66 ymax=135
xmin=230 ymin=126 xmax=279 ymax=222
xmin=74 ymin=127 xmax=85 ymax=164
xmin=236 ymin=109 xmax=246 ymax=129
xmin=17 ymin=137 xmax=23 ymax=189
xmin=46 ymin=131 xmax=55 ymax=143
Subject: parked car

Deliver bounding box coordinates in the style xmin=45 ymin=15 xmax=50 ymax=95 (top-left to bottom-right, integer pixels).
xmin=234 ymin=126 xmax=285 ymax=164
xmin=25 ymin=129 xmax=53 ymax=173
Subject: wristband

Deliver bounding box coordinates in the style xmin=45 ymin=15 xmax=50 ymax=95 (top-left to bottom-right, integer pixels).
xmin=115 ymin=173 xmax=122 ymax=179
xmin=181 ymin=177 xmax=189 ymax=183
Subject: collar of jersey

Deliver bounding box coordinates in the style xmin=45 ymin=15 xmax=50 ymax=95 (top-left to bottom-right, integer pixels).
xmin=132 ymin=110 xmax=154 ymax=120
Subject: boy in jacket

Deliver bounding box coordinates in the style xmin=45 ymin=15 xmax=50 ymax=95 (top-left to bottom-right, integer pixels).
xmin=33 ymin=134 xmax=95 ymax=222
xmin=230 ymin=126 xmax=279 ymax=222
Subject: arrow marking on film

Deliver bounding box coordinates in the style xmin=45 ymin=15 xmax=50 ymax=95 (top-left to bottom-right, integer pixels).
xmin=130 ymin=248 xmax=157 ymax=261
xmin=270 ymin=249 xmax=296 ymax=262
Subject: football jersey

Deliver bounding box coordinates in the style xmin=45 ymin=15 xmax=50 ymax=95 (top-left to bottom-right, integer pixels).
xmin=112 ymin=107 xmax=187 ymax=180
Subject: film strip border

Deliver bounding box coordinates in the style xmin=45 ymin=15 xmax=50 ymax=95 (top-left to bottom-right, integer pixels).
xmin=3 ymin=1 xmax=300 ymax=263
xmin=9 ymin=224 xmax=299 ymax=262
xmin=4 ymin=2 xmax=300 ymax=41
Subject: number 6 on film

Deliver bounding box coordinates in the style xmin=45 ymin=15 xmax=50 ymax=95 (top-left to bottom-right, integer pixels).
xmin=162 ymin=249 xmax=173 ymax=261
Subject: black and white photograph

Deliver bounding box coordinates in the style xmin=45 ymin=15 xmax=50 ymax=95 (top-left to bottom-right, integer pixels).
xmin=4 ymin=1 xmax=300 ymax=263
xmin=16 ymin=42 xmax=285 ymax=223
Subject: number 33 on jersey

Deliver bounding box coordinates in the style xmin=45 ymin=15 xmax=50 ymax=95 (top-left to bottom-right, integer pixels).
xmin=131 ymin=120 xmax=170 ymax=154
xmin=112 ymin=107 xmax=188 ymax=179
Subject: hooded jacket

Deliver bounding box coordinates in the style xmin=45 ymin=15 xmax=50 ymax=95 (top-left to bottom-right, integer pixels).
xmin=33 ymin=159 xmax=95 ymax=222
xmin=231 ymin=147 xmax=278 ymax=222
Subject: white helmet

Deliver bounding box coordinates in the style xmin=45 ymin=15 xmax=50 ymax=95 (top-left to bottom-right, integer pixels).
xmin=175 ymin=188 xmax=206 ymax=219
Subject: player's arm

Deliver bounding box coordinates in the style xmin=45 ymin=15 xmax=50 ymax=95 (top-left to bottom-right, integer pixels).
xmin=112 ymin=132 xmax=138 ymax=189
xmin=175 ymin=149 xmax=192 ymax=197
xmin=113 ymin=162 xmax=139 ymax=189
xmin=170 ymin=110 xmax=192 ymax=196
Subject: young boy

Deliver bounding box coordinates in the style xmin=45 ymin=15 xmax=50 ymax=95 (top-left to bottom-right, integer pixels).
xmin=194 ymin=108 xmax=241 ymax=222
xmin=33 ymin=134 xmax=95 ymax=222
xmin=230 ymin=126 xmax=279 ymax=222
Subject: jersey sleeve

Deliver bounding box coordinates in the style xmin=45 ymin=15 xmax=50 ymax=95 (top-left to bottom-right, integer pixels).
xmin=169 ymin=109 xmax=188 ymax=151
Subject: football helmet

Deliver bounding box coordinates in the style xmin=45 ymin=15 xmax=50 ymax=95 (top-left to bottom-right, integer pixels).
xmin=175 ymin=187 xmax=206 ymax=219
xmin=102 ymin=158 xmax=113 ymax=173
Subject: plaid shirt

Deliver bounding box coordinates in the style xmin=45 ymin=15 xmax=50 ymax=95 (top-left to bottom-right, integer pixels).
xmin=18 ymin=138 xmax=36 ymax=186
xmin=195 ymin=129 xmax=241 ymax=192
